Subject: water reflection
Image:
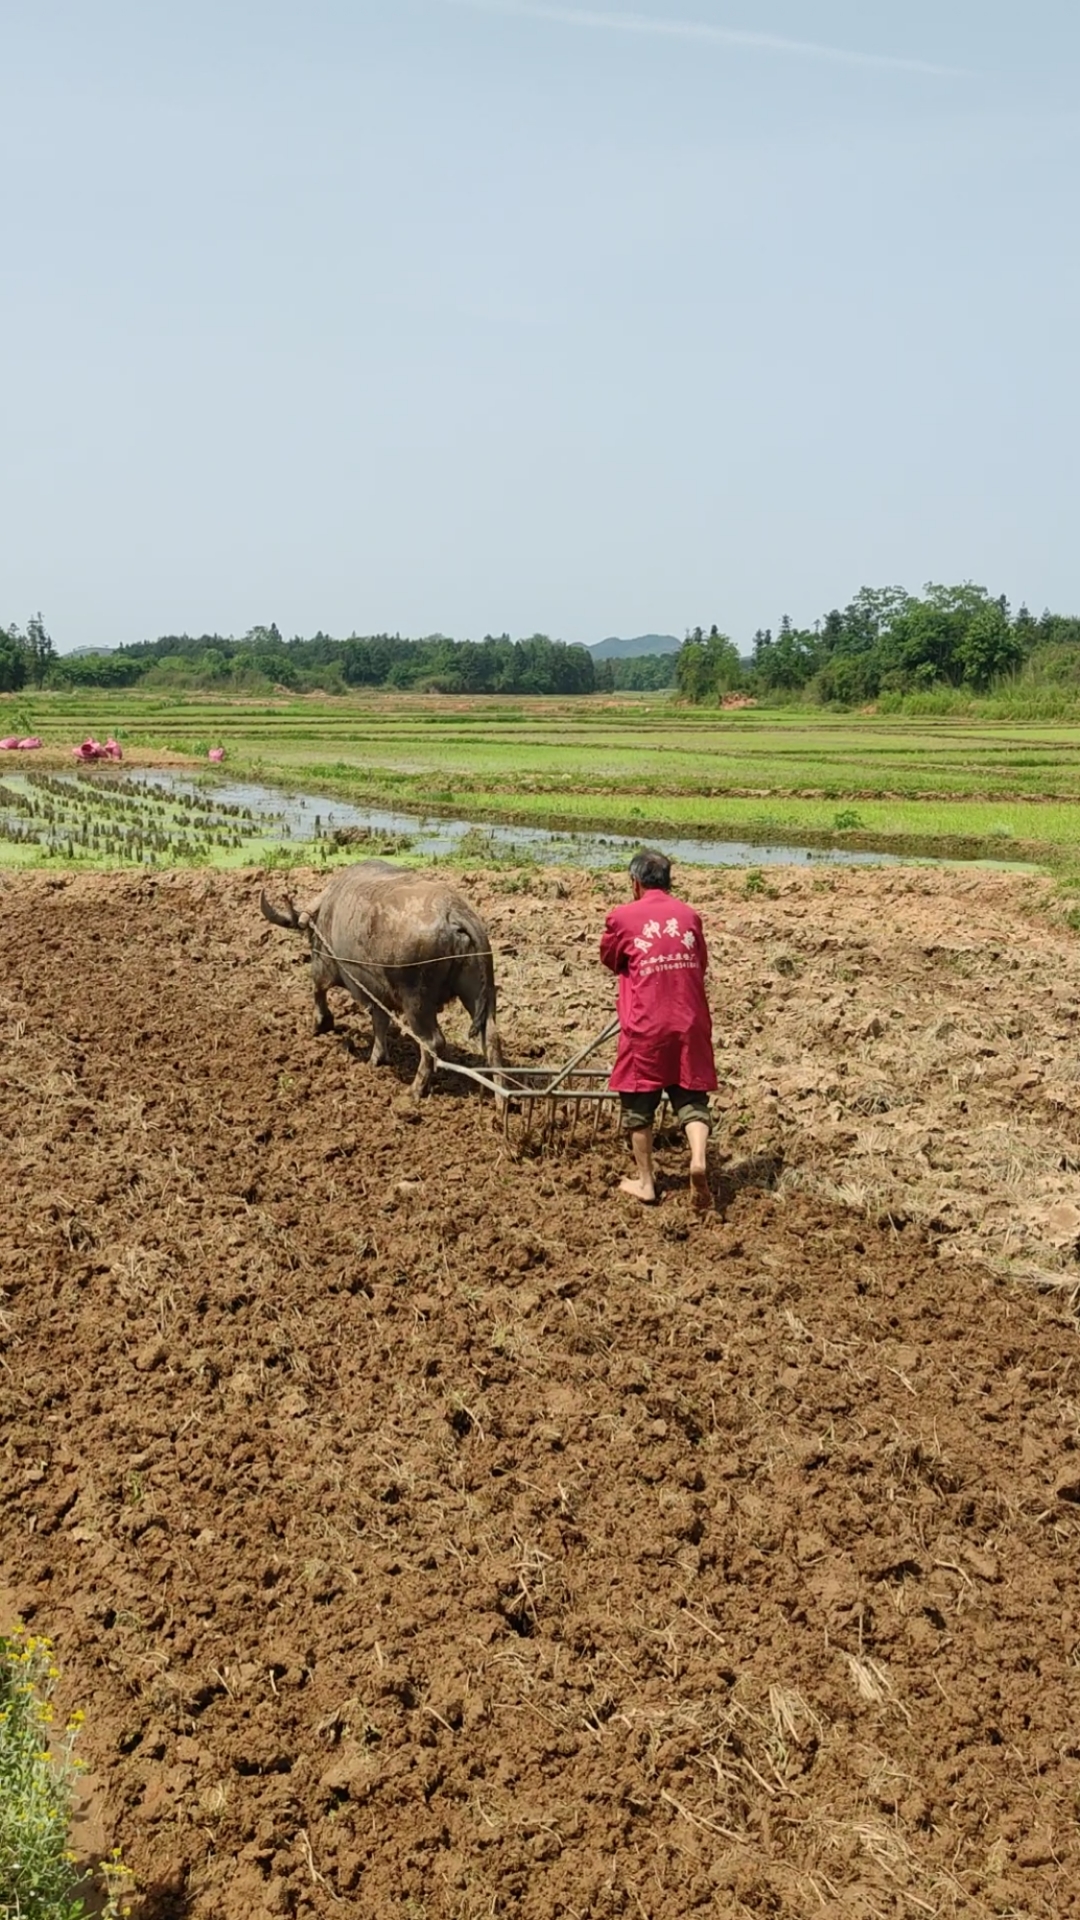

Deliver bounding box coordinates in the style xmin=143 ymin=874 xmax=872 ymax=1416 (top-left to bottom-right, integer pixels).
xmin=134 ymin=771 xmax=1025 ymax=871
xmin=0 ymin=766 xmax=1034 ymax=871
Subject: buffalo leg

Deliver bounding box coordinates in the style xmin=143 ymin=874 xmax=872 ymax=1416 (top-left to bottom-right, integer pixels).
xmin=369 ymin=1002 xmax=393 ymax=1068
xmin=406 ymin=1010 xmax=445 ymax=1098
xmin=312 ymin=954 xmax=337 ymax=1036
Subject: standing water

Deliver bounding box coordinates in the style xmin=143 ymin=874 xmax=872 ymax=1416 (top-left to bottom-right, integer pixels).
xmin=0 ymin=767 xmax=1037 ymax=871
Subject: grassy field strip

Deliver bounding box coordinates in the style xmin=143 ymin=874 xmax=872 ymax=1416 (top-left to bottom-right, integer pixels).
xmin=265 ymin=747 xmax=1080 ymax=801
xmin=14 ymin=698 xmax=1080 ymax=795
xmin=314 ymin=782 xmax=1079 ymax=853
xmin=19 ymin=691 xmax=1080 ymax=733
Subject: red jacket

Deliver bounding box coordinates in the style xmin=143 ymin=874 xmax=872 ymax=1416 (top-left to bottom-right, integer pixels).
xmin=600 ymin=888 xmax=717 ymax=1093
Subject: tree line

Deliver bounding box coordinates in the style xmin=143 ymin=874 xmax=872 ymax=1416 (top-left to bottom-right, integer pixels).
xmin=9 ymin=585 xmax=1080 ymax=706
xmin=0 ymin=622 xmax=676 ymax=697
xmin=676 ymin=584 xmax=1080 ymax=706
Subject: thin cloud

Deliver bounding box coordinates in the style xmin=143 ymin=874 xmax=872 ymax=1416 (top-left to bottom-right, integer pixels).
xmin=453 ymin=0 xmax=967 ymax=78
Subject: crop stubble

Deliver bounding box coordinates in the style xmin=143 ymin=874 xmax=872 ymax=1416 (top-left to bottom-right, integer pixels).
xmin=3 ymin=864 xmax=1080 ymax=1917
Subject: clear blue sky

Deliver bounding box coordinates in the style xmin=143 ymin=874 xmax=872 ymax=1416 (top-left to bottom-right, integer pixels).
xmin=3 ymin=1 xmax=1077 ymax=652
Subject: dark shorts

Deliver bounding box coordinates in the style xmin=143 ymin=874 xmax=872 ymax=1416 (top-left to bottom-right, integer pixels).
xmin=618 ymin=1087 xmax=713 ymax=1135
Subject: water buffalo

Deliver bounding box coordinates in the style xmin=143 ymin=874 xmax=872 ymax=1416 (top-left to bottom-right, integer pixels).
xmin=260 ymin=860 xmax=504 ymax=1098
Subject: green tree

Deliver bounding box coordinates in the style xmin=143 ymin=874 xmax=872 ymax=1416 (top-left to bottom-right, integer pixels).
xmin=704 ymin=628 xmax=743 ymax=694
xmin=878 ymin=583 xmax=1008 ymax=690
xmin=610 ymin=653 xmax=677 ymax=692
xmin=245 ymin=622 xmax=284 ymax=649
xmin=0 ymin=625 xmax=28 ymax=692
xmin=676 ymin=637 xmax=709 ymax=702
xmin=49 ymin=651 xmax=143 ymax=688
xmin=814 ymin=652 xmax=881 ymax=705
xmin=25 ymin=613 xmax=55 ymax=688
xmin=514 ymin=634 xmax=556 ymax=694
xmin=677 ymin=628 xmax=742 ymax=703
xmin=753 ymin=616 xmax=820 ymax=692
xmin=956 ymin=599 xmax=1023 ymax=690
xmin=834 ymin=586 xmax=912 ymax=656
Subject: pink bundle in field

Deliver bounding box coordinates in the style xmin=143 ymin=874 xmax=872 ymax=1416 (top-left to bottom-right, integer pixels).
xmin=74 ymin=737 xmax=105 ymax=760
xmin=104 ymin=737 xmax=122 ymax=760
xmin=17 ymin=737 xmax=42 ymax=750
xmin=208 ymin=746 xmax=225 ymax=762
xmin=0 ymin=737 xmax=18 ymax=750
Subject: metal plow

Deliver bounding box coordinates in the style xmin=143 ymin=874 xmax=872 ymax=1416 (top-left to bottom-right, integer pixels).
xmin=496 ymin=1061 xmax=621 ymax=1151
xmin=437 ymin=1016 xmax=668 ymax=1153
xmin=432 ymin=1016 xmax=621 ymax=1151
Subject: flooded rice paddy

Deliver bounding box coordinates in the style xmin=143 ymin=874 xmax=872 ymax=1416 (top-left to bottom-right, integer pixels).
xmin=0 ymin=767 xmax=1035 ymax=871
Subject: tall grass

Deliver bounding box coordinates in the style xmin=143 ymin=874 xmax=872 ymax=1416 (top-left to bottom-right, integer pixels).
xmin=878 ymin=684 xmax=1080 ymax=722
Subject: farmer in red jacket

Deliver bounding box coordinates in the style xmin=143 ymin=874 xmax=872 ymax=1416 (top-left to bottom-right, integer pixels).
xmin=600 ymin=848 xmax=717 ymax=1211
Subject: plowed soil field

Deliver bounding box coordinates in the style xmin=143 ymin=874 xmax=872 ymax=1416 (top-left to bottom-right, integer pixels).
xmin=5 ymin=863 xmax=1080 ymax=1920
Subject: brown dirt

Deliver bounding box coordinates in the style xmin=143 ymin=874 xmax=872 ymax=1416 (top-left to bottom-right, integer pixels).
xmin=0 ymin=745 xmax=199 ymax=770
xmin=4 ymin=863 xmax=1080 ymax=1919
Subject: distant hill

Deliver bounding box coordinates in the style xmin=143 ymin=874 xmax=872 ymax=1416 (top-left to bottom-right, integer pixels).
xmin=589 ymin=633 xmax=681 ymax=660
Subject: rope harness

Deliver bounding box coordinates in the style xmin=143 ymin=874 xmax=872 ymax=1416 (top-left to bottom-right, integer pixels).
xmin=305 ymin=920 xmax=494 ymax=1087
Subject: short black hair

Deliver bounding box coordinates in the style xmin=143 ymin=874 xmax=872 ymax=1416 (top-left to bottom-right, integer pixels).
xmin=629 ymin=848 xmax=672 ymax=891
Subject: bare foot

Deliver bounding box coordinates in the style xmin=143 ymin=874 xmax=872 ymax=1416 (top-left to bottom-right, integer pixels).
xmin=619 ymin=1175 xmax=657 ymax=1205
xmin=689 ymin=1168 xmax=712 ymax=1213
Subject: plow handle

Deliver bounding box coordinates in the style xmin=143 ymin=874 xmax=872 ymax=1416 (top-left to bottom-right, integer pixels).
xmin=543 ymin=1016 xmax=621 ymax=1094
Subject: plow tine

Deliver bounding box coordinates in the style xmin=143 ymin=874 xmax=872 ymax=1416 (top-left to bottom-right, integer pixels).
xmin=487 ymin=1021 xmax=621 ymax=1154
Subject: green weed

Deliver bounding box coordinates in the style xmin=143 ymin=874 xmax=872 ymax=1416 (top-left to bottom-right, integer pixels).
xmin=0 ymin=1624 xmax=133 ymax=1920
xmin=259 ymin=844 xmax=300 ymax=871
